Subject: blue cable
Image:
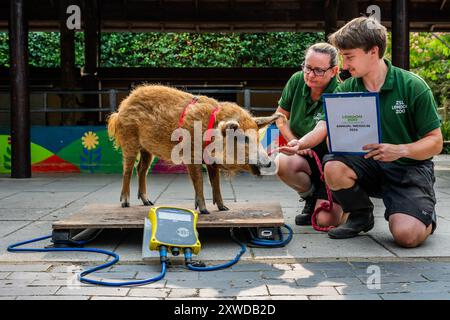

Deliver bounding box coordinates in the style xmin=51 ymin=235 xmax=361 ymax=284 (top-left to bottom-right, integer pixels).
xmin=7 ymin=225 xmax=293 ymax=284
xmin=7 ymin=234 xmax=166 ymax=287
xmin=248 ymin=224 xmax=293 ymax=247
xmin=184 ymin=228 xmax=246 ymax=271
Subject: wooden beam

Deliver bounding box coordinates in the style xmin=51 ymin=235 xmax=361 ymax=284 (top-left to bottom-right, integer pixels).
xmin=9 ymin=0 xmax=31 ymax=178
xmin=392 ymin=0 xmax=410 ymax=70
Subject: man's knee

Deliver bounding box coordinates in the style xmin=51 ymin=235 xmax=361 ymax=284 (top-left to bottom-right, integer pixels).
xmin=389 ymin=215 xmax=431 ymax=248
xmin=323 ymin=161 xmax=356 ymax=189
xmin=391 ymin=227 xmax=424 ymax=248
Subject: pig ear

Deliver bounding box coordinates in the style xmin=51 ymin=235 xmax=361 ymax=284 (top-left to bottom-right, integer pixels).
xmin=254 ymin=112 xmax=286 ymax=129
xmin=218 ymin=120 xmax=240 ymax=135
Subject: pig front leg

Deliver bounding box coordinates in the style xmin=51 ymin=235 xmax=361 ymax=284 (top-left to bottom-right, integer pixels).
xmin=206 ymin=164 xmax=229 ymax=211
xmin=187 ymin=164 xmax=209 ymax=214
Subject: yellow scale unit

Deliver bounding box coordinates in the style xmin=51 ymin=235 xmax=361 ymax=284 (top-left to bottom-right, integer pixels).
xmin=147 ymin=206 xmax=201 ymax=256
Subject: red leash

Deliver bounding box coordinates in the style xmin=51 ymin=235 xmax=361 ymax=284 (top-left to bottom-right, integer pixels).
xmin=269 ymin=141 xmax=336 ymax=232
xmin=309 ymin=150 xmax=335 ymax=232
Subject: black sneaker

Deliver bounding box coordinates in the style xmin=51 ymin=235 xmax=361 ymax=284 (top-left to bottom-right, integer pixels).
xmin=295 ymin=195 xmax=317 ymax=226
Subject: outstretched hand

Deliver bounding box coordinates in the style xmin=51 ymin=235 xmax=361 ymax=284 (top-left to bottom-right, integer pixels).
xmin=273 ymin=140 xmax=313 ymax=157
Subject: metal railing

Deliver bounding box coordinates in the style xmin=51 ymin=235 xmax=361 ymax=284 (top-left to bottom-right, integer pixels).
xmin=0 ymin=87 xmax=282 ymax=116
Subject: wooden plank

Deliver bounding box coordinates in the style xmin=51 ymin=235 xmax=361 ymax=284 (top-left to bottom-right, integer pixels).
xmin=52 ymin=202 xmax=284 ymax=230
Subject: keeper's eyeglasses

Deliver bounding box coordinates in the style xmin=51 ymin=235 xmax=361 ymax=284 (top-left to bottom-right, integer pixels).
xmin=301 ymin=64 xmax=334 ymax=77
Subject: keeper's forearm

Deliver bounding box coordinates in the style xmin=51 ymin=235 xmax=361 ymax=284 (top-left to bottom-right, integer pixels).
xmin=401 ymin=129 xmax=443 ymax=160
xmin=297 ymin=120 xmax=328 ymax=149
xmin=278 ymin=124 xmax=297 ymax=142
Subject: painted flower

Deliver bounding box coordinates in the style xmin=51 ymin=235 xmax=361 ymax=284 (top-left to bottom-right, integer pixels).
xmin=81 ymin=131 xmax=99 ymax=150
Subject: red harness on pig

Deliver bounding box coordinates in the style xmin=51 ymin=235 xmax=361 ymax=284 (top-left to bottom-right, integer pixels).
xmin=178 ymin=96 xmax=220 ymax=147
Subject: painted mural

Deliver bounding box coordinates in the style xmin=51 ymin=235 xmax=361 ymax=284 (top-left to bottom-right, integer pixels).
xmin=0 ymin=124 xmax=284 ymax=174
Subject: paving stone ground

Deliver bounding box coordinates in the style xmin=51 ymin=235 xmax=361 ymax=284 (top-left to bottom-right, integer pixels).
xmin=0 ymin=261 xmax=449 ymax=300
xmin=1 ymin=155 xmax=450 ymax=300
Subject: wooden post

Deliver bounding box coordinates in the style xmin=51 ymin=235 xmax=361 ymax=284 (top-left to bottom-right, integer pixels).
xmin=82 ymin=0 xmax=99 ymax=124
xmin=392 ymin=0 xmax=410 ymax=70
xmin=9 ymin=0 xmax=31 ymax=178
xmin=60 ymin=0 xmax=77 ymax=125
xmin=324 ymin=0 xmax=338 ymax=40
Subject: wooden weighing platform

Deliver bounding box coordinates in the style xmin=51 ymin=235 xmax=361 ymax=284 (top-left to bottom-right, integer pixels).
xmin=52 ymin=202 xmax=284 ymax=241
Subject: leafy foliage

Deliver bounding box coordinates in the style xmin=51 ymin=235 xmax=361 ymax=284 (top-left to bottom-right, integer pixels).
xmin=0 ymin=31 xmax=323 ymax=68
xmin=441 ymin=121 xmax=450 ymax=153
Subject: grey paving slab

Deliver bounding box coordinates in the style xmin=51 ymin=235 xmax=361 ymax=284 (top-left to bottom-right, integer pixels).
xmin=28 ymin=182 xmax=108 ymax=193
xmin=0 ymin=179 xmax=54 ymax=191
xmin=198 ymin=271 xmax=261 ymax=281
xmin=0 ymin=208 xmax=53 ymax=221
xmin=0 ymin=191 xmax=19 ymax=200
xmin=262 ymin=270 xmax=317 ymax=280
xmin=0 ymin=286 xmax=60 ymax=296
xmin=1 ymin=191 xmax=89 ymax=209
xmin=0 ymin=264 xmax=51 ymax=272
xmin=380 ymin=292 xmax=450 ymax=300
xmin=164 ymin=279 xmax=232 ymax=290
xmin=267 ymin=284 xmax=339 ymax=296
xmin=296 ymin=277 xmax=364 ymax=287
xmin=252 ymin=234 xmax=394 ymax=261
xmin=1 ymin=170 xmax=450 ymax=265
xmin=355 ymin=273 xmax=429 ymax=284
xmin=237 ymin=295 xmax=308 ymax=300
xmin=0 ymin=223 xmax=122 ymax=263
xmin=91 ymin=296 xmax=161 ymax=300
xmin=0 ymin=220 xmax=55 ymax=258
xmin=16 ymin=295 xmax=89 ymax=300
xmin=0 ymin=221 xmax=31 ymax=238
xmin=56 ymin=286 xmax=130 ymax=296
xmin=309 ymin=294 xmax=382 ymax=300
xmin=335 ymin=282 xmax=411 ymax=295
xmin=167 ymin=288 xmax=201 ymax=298
xmin=0 ymin=273 xmax=10 ymax=280
xmin=228 ymin=263 xmax=275 ymax=272
xmin=370 ymin=232 xmax=450 ymax=258
xmin=199 ymin=285 xmax=269 ymax=298
xmin=127 ymin=288 xmax=170 ymax=298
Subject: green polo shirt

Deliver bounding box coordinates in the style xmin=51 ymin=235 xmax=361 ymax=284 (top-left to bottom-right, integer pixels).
xmin=279 ymin=71 xmax=338 ymax=139
xmin=333 ymin=59 xmax=441 ymax=165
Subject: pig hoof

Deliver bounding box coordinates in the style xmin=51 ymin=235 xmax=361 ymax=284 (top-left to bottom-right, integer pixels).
xmin=142 ymin=199 xmax=154 ymax=206
xmin=218 ymin=205 xmax=229 ymax=211
xmin=121 ymin=202 xmax=130 ymax=208
xmin=200 ymin=209 xmax=210 ymax=214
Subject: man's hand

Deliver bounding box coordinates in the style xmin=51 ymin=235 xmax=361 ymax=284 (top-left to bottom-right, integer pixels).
xmin=363 ymin=143 xmax=407 ymax=162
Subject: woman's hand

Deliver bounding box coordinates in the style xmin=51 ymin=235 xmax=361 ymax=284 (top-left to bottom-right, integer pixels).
xmin=276 ymin=139 xmax=300 ymax=155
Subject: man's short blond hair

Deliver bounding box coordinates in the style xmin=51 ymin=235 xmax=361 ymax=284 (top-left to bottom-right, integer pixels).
xmin=328 ymin=16 xmax=387 ymax=58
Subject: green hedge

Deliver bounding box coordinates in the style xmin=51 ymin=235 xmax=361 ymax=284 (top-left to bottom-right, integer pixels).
xmin=0 ymin=31 xmax=323 ymax=68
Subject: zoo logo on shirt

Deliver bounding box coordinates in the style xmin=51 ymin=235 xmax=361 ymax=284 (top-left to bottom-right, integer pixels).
xmin=313 ymin=113 xmax=323 ymax=123
xmin=392 ymin=100 xmax=407 ymax=114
